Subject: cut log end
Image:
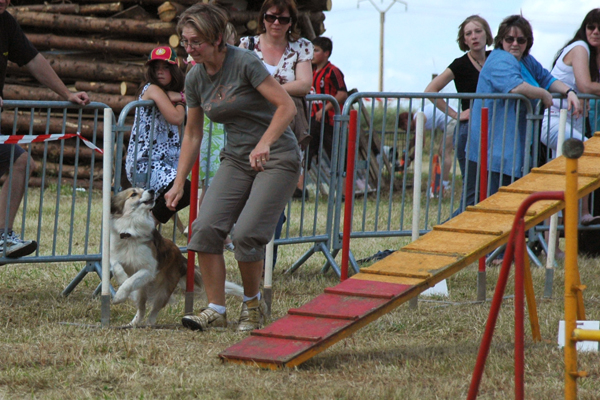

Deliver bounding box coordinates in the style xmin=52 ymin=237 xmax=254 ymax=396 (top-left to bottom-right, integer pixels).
xmin=169 ymin=34 xmax=180 ymax=48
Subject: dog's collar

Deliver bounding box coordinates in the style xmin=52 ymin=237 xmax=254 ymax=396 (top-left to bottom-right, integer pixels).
xmin=120 ymin=233 xmax=132 ymax=239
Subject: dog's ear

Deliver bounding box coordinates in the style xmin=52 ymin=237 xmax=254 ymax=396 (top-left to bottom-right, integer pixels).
xmin=111 ymin=195 xmax=123 ymax=217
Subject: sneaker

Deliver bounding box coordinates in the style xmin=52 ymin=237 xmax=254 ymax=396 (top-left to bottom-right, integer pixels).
xmin=0 ymin=231 xmax=37 ymax=258
xmin=237 ymin=296 xmax=268 ymax=332
xmin=181 ymin=307 xmax=227 ymax=331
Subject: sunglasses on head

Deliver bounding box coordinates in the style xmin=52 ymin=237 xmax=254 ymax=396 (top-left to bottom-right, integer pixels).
xmin=586 ymin=23 xmax=600 ymax=32
xmin=504 ymin=36 xmax=527 ymax=45
xmin=264 ymin=13 xmax=291 ymax=24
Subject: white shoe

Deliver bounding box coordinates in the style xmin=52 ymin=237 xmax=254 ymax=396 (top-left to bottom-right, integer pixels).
xmin=0 ymin=231 xmax=37 ymax=258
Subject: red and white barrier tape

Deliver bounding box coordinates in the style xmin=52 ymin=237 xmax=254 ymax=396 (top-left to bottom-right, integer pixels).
xmin=0 ymin=133 xmax=103 ymax=154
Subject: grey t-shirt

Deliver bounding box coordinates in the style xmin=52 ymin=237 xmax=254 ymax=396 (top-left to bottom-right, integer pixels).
xmin=186 ymin=45 xmax=298 ymax=161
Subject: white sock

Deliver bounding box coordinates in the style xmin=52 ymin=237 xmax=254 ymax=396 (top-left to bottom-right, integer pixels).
xmin=208 ymin=303 xmax=226 ymax=315
xmin=243 ymin=292 xmax=261 ymax=302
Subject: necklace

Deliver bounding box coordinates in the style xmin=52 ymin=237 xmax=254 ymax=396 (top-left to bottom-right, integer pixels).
xmin=205 ymin=50 xmax=227 ymax=100
xmin=469 ymin=51 xmax=485 ymax=69
xmin=205 ymin=65 xmax=224 ymax=99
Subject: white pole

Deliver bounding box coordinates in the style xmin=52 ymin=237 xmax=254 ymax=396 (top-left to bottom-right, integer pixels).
xmin=358 ymin=0 xmax=407 ymax=92
xmin=263 ymin=235 xmax=275 ymax=317
xmin=546 ymin=109 xmax=567 ymax=270
xmin=101 ymin=108 xmax=113 ymax=327
xmin=412 ymin=112 xmax=425 ymax=242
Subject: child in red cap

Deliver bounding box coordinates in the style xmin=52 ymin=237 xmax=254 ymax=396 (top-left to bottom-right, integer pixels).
xmin=125 ymin=46 xmax=191 ymax=224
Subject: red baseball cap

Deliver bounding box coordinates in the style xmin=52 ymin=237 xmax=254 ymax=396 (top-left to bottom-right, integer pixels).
xmin=146 ymin=46 xmax=178 ymax=65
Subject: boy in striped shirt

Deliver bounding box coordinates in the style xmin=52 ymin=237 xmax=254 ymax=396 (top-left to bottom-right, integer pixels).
xmin=309 ymin=36 xmax=348 ymax=167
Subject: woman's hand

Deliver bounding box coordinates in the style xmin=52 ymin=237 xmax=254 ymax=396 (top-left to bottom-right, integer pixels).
xmin=164 ymin=183 xmax=184 ymax=211
xmin=249 ymin=142 xmax=270 ymax=171
xmin=458 ymin=109 xmax=470 ymax=121
xmin=541 ymin=89 xmax=553 ymax=109
xmin=167 ymin=91 xmax=180 ymax=103
xmin=566 ymin=91 xmax=582 ymax=117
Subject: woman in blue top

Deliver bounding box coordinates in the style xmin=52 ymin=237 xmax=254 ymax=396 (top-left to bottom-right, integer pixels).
xmin=464 ymin=15 xmax=581 ymax=207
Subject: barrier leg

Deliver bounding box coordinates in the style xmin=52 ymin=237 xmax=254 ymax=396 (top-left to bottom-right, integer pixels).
xmin=100 ymin=108 xmax=113 ymax=328
xmin=62 ymin=261 xmax=101 ymax=297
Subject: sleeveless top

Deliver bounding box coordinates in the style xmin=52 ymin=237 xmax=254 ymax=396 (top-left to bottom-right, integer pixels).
xmin=125 ymin=83 xmax=181 ymax=193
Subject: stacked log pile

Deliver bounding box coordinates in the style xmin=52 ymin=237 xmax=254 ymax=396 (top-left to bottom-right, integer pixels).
xmin=3 ymin=0 xmax=330 ymax=187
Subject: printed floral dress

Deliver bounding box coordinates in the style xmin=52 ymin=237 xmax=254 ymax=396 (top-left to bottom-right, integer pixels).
xmin=239 ymin=36 xmax=313 ymax=85
xmin=125 ymin=83 xmax=181 ymax=194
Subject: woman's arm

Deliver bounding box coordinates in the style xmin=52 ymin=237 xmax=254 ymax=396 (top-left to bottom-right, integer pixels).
xmin=569 ymin=45 xmax=600 ymax=95
xmin=510 ymin=82 xmax=553 ymax=109
xmin=280 ymin=60 xmax=312 ymax=96
xmin=250 ymin=75 xmax=296 ymax=170
xmin=142 ymin=85 xmax=185 ymax=125
xmin=164 ymin=106 xmax=204 ymax=210
xmin=424 ymin=68 xmax=463 ymax=120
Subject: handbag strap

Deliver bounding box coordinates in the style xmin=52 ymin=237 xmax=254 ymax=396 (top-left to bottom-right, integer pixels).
xmin=248 ymin=36 xmax=255 ymax=51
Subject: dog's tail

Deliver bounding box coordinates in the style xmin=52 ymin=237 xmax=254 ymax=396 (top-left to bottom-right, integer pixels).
xmin=179 ymin=268 xmax=243 ymax=299
xmin=225 ymin=281 xmax=244 ymax=298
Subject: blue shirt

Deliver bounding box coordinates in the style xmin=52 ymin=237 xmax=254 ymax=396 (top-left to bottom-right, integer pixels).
xmin=467 ymin=49 xmax=556 ymax=178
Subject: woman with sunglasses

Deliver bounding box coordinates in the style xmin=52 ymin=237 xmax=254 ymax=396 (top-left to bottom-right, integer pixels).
xmin=541 ymin=9 xmax=600 ymax=225
xmin=239 ymin=0 xmax=313 ymax=106
xmin=464 ymin=15 xmax=581 ymax=210
xmin=240 ymin=0 xmax=313 ymax=194
xmin=424 ymin=15 xmax=493 ymax=212
xmin=165 ymin=4 xmax=300 ymax=332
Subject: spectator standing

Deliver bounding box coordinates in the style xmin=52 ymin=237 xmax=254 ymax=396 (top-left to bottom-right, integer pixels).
xmin=0 ymin=0 xmax=89 ymax=258
xmin=308 ymin=36 xmax=348 ymax=172
xmin=465 ymin=15 xmax=581 ymax=209
xmin=541 ymin=8 xmax=600 ymax=225
xmin=239 ymin=0 xmax=313 ymax=198
xmin=424 ymin=15 xmax=493 ymax=211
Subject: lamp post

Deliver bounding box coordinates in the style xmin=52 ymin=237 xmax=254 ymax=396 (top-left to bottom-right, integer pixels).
xmin=358 ymin=0 xmax=407 ymax=91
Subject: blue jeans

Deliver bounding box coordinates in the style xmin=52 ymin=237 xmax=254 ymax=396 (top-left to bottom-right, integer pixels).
xmin=451 ymin=123 xmax=468 ymax=217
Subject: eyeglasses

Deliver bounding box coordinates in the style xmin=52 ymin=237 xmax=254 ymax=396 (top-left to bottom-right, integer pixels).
xmin=586 ymin=24 xmax=600 ymax=32
xmin=264 ymin=14 xmax=292 ymax=24
xmin=180 ymin=39 xmax=205 ymax=49
xmin=504 ymin=36 xmax=527 ymax=45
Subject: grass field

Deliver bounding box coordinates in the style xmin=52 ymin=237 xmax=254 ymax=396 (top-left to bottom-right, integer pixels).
xmin=1 ymin=187 xmax=600 ymax=399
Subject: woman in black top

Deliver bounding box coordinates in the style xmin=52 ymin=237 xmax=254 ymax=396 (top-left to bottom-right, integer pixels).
xmin=424 ymin=15 xmax=493 ymax=214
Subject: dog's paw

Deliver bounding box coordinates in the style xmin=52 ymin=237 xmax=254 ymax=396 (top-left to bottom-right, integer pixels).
xmin=112 ymin=289 xmax=129 ymax=304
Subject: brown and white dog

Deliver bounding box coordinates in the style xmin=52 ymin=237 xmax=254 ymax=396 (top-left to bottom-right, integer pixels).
xmin=110 ymin=188 xmax=243 ymax=326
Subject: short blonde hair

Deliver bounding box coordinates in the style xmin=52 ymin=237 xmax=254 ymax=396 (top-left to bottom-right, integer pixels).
xmin=177 ymin=4 xmax=228 ymax=51
xmin=224 ymin=22 xmax=237 ymax=45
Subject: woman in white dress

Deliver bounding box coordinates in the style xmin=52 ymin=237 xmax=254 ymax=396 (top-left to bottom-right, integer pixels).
xmin=541 ymin=8 xmax=600 ymax=225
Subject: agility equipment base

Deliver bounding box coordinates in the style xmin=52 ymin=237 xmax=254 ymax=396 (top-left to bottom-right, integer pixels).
xmin=219 ymin=134 xmax=600 ymax=369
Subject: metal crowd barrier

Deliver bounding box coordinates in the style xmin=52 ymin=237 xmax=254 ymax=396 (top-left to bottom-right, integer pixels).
xmin=335 ymin=92 xmax=555 ymax=270
xmin=0 ymin=100 xmax=111 ymax=296
xmin=3 ymin=92 xmax=598 ymax=302
xmin=277 ymin=94 xmax=344 ymax=275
